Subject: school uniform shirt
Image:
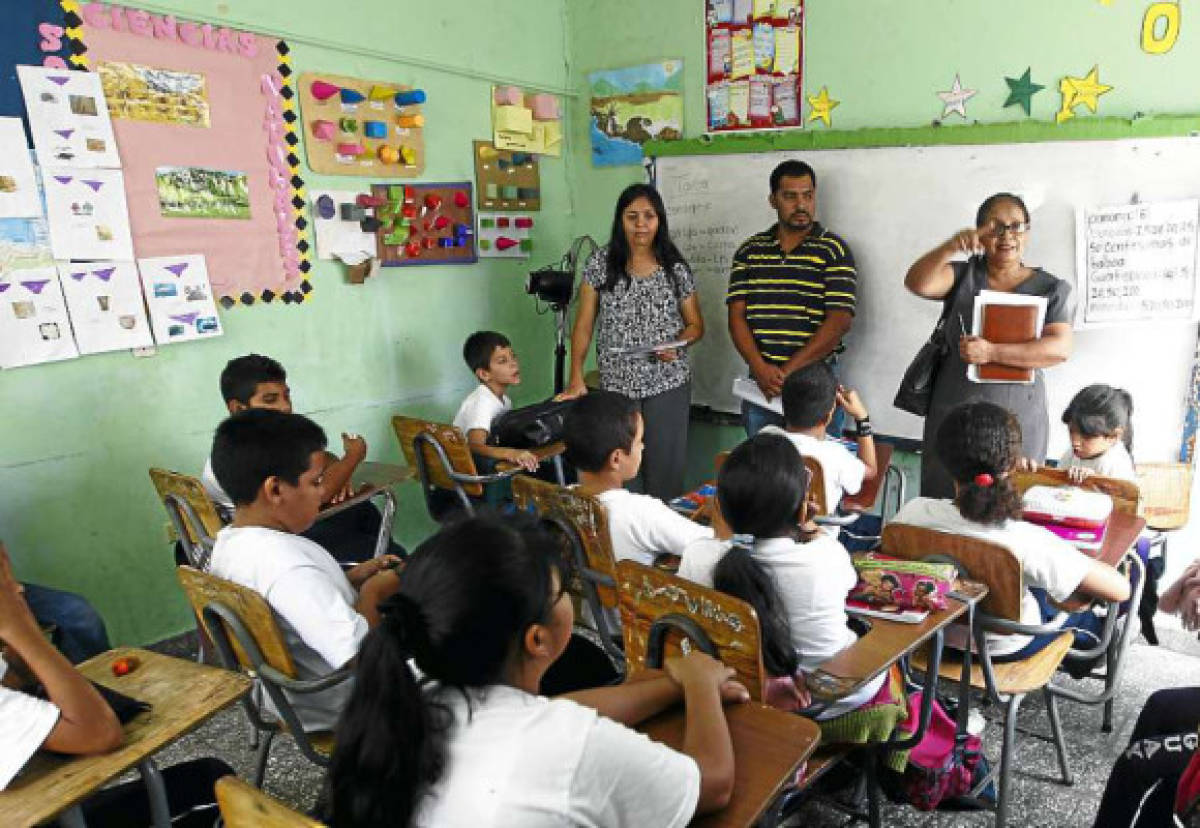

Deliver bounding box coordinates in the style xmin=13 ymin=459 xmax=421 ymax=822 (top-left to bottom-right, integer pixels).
xmin=892 ymin=497 xmax=1094 ymax=657
xmin=759 ymin=426 xmax=866 ymax=511
xmin=208 ymin=525 xmax=367 ymax=732
xmin=200 ymin=455 xmax=234 ymax=516
xmin=0 ymin=655 xmax=61 ymax=790
xmin=453 ymin=384 xmax=512 ymax=436
xmin=415 ymin=684 xmax=700 ymax=828
xmin=677 ymin=534 xmax=884 ymax=717
xmin=1057 ymin=441 xmax=1136 ymax=483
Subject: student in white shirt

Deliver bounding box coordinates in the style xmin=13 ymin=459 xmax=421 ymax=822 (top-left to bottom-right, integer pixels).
xmin=678 ymin=432 xmax=885 ymax=718
xmin=453 ymin=330 xmax=539 ymax=471
xmin=563 ymin=389 xmax=713 ymax=568
xmin=759 ymin=361 xmax=877 ymax=517
xmin=326 ymin=514 xmax=747 ymax=828
xmin=1053 ymin=383 xmax=1137 ymax=483
xmin=207 ymin=409 xmax=402 ymax=731
xmin=894 ymin=401 xmax=1130 ymax=659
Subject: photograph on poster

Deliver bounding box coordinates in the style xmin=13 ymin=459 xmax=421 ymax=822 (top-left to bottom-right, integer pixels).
xmin=156 ymin=166 xmax=250 ymax=219
xmin=97 ymin=61 xmax=210 ymax=127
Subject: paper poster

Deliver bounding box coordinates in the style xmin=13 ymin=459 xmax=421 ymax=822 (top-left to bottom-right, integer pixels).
xmin=773 ymin=26 xmax=801 ymax=74
xmin=773 ymin=77 xmax=800 ymax=122
xmin=155 ymin=166 xmax=250 ymax=220
xmin=310 ymin=189 xmax=376 ymax=261
xmin=729 ymin=29 xmax=755 ymax=79
xmin=732 ymin=0 xmax=753 ymax=22
xmin=0 ymin=120 xmax=42 ymax=218
xmin=137 ymin=254 xmax=222 ymax=344
xmin=728 ymin=80 xmax=750 ymax=126
xmin=96 ymin=61 xmax=211 ymax=127
xmin=753 ymin=23 xmax=775 ymax=71
xmin=17 ymin=65 xmax=121 ymax=168
xmin=708 ymin=29 xmax=731 ymax=77
xmin=0 ymin=264 xmax=78 ymax=368
xmin=57 ymin=261 xmax=153 ymax=354
xmin=491 ymin=86 xmax=562 ymax=157
xmin=709 ymin=0 xmax=733 ymax=24
xmin=775 ymin=0 xmax=801 ymax=21
xmin=43 ymin=167 xmax=135 ymax=261
xmin=749 ymin=79 xmax=772 ymax=121
xmin=707 ymin=83 xmax=730 ymax=130
xmin=477 ymin=212 xmax=533 ymax=259
xmin=588 ymin=61 xmax=684 ymax=167
xmin=751 ymin=0 xmax=775 ymax=20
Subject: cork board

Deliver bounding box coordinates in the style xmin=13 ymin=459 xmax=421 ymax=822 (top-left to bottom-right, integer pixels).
xmin=473 ymin=140 xmax=541 ymax=211
xmin=373 ymin=181 xmax=476 ymax=267
xmin=298 ymin=72 xmax=424 ymax=178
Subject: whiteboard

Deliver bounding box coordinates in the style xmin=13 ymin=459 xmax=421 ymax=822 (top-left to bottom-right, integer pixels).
xmin=656 ymin=138 xmax=1200 ymax=462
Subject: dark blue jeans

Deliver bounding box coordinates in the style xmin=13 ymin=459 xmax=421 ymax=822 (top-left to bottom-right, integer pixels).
xmin=21 ymin=582 xmax=111 ymax=663
xmin=741 ymin=357 xmax=845 ymax=438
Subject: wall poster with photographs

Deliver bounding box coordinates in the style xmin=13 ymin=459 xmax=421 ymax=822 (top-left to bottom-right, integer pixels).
xmin=137 ymin=253 xmax=223 ymax=344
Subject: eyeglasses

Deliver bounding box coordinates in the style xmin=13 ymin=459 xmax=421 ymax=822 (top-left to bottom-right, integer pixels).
xmin=989 ymin=221 xmax=1031 ymax=237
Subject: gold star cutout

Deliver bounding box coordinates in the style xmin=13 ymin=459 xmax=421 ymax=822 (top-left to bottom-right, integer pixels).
xmin=1056 ymin=65 xmax=1113 ymax=124
xmin=806 ymin=86 xmax=839 ymax=128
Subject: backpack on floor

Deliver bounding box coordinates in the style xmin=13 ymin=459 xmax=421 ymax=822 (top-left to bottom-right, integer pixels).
xmin=894 ymin=691 xmax=993 ymax=810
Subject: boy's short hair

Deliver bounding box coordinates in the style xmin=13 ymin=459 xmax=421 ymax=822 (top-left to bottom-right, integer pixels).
xmin=211 ymin=409 xmax=327 ymax=506
xmin=462 ymin=331 xmax=511 ymax=374
xmin=220 ymin=354 xmax=287 ymax=404
xmin=563 ymin=390 xmax=639 ymax=472
xmin=781 ymin=362 xmax=837 ymax=429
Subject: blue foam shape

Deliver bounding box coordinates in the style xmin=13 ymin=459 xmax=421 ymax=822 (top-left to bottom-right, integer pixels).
xmin=363 ymin=121 xmax=387 ymax=139
xmin=339 ymin=88 xmax=366 ymax=104
xmin=393 ymin=89 xmax=427 ymax=106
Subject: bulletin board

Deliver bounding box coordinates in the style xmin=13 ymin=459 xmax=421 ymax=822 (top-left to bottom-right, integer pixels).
xmin=473 ymin=140 xmax=540 ymax=211
xmin=73 ymin=9 xmax=311 ymax=306
xmin=372 ymin=181 xmax=476 ymax=267
xmin=297 ymin=72 xmax=425 ymax=178
xmin=705 ymin=0 xmax=805 ymax=132
xmin=0 ymin=0 xmax=73 ymax=127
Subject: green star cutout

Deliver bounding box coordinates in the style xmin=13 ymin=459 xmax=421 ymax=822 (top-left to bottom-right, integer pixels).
xmin=1004 ymin=67 xmax=1045 ymax=116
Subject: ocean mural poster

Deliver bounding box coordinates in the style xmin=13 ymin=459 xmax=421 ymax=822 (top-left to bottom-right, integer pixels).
xmin=588 ymin=61 xmax=683 ymax=167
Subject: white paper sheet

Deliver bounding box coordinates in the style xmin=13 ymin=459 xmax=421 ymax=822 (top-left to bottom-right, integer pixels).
xmin=137 ymin=254 xmax=223 ymax=344
xmin=58 ymin=260 xmax=152 ymax=354
xmin=43 ymin=167 xmax=135 ymax=260
xmin=967 ymin=289 xmax=1047 ymax=384
xmin=732 ymin=376 xmax=783 ymax=414
xmin=0 ymin=265 xmax=78 ymax=368
xmin=310 ymin=189 xmax=376 ymax=261
xmin=0 ymin=120 xmax=43 ymax=218
xmin=17 ymin=65 xmax=121 ymax=169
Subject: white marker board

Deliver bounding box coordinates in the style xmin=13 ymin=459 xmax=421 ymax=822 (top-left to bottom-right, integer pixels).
xmin=655 ymin=137 xmax=1200 ymax=462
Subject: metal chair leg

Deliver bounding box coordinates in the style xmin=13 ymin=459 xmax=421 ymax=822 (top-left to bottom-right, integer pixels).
xmin=1044 ymin=688 xmax=1073 ymax=785
xmin=1103 ymin=698 xmax=1114 ymax=733
xmin=252 ymin=729 xmax=277 ymax=788
xmin=865 ymin=746 xmax=881 ymax=828
xmin=997 ymin=693 xmax=1024 ymax=828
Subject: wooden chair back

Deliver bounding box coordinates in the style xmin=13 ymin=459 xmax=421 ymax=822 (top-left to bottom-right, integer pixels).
xmin=1136 ymin=462 xmax=1193 ymax=530
xmin=216 ymin=776 xmax=323 ymax=827
xmin=148 ymin=467 xmax=224 ymax=545
xmin=1013 ymin=467 xmax=1141 ymax=517
xmin=803 ymin=456 xmax=831 ymax=515
xmin=616 ymin=559 xmax=767 ymax=701
xmin=882 ymin=523 xmax=1024 ymax=621
xmin=512 ymin=476 xmax=619 ymax=609
xmin=176 ymin=565 xmax=297 ymax=678
xmin=391 ymin=415 xmax=482 ymax=497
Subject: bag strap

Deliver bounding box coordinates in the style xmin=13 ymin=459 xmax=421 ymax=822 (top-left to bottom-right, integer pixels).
xmin=932 ymin=257 xmax=975 ymax=338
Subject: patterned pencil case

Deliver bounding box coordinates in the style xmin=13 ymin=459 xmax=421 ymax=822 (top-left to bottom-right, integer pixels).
xmin=849 ymin=553 xmax=957 ymax=611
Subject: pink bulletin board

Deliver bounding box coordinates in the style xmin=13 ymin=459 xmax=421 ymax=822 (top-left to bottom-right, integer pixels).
xmin=72 ymin=6 xmax=310 ymax=306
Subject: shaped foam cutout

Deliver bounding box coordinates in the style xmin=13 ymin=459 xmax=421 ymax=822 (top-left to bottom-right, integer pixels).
xmin=369 ymin=85 xmax=397 ymax=101
xmin=434 ymin=215 xmax=450 ymax=230
xmin=360 ymin=216 xmax=382 ymax=233
xmin=454 ymin=191 xmax=470 ymax=209
xmin=405 ymin=240 xmax=422 ymax=258
xmin=393 ymin=89 xmax=426 ymax=106
xmin=340 ymin=204 xmax=365 ymax=221
xmin=399 ymin=146 xmax=417 ymax=165
xmin=438 ymin=237 xmax=455 ymax=248
xmin=311 ymin=80 xmax=340 ymax=100
xmin=363 ymin=121 xmax=387 ymax=139
xmin=422 ymin=236 xmax=437 ymax=249
xmin=338 ymin=117 xmax=358 ymax=132
xmin=316 ymin=194 xmax=336 ymax=219
xmin=494 ymin=85 xmax=523 ymax=106
xmin=496 ymin=236 xmax=518 ymax=251
xmin=396 ymin=114 xmax=424 ymax=129
xmin=515 ymin=217 xmax=533 ymax=229
xmin=501 ymin=185 xmax=519 ymax=199
xmin=311 ymin=120 xmax=337 ymax=141
xmin=336 ymin=143 xmax=365 ymax=156
xmin=496 ymin=217 xmax=510 ymax=228
xmin=478 ymin=144 xmax=500 ymax=161
xmin=356 ymin=194 xmax=386 ymax=208
xmin=517 ymin=187 xmax=539 ymax=199
xmin=529 ymin=93 xmax=560 ymax=120
xmin=377 ymin=145 xmax=400 ymax=164
xmin=339 ymin=88 xmax=366 ymax=104
xmin=480 ymin=239 xmax=492 ymax=250
xmin=519 ymin=239 xmax=533 ymax=251
xmin=424 ymin=193 xmax=442 ymax=211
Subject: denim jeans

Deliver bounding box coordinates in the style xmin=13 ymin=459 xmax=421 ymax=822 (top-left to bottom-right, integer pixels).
xmin=741 ymin=357 xmax=846 ymax=438
xmin=21 ymin=582 xmax=111 ymax=663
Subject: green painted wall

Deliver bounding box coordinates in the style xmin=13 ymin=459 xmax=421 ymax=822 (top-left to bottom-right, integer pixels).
xmin=0 ymin=0 xmax=576 ymax=645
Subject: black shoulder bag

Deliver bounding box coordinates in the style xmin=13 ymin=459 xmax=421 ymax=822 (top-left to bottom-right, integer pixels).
xmin=893 ymin=258 xmax=973 ymax=417
xmin=488 ymin=398 xmax=577 ymax=450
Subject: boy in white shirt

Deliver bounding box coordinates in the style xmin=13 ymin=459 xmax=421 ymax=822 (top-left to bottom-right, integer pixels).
xmin=564 ymin=390 xmax=713 ymax=569
xmin=760 ymin=362 xmax=877 ymax=517
xmin=453 ymin=331 xmax=539 ymax=472
xmin=207 ymin=409 xmax=401 ymax=732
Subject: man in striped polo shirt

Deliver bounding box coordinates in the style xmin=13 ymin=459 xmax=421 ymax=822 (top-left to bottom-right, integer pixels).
xmin=727 ymin=159 xmax=858 ymax=436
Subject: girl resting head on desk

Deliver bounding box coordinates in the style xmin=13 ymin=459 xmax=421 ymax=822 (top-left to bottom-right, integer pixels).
xmin=326 ymin=513 xmax=747 ymax=828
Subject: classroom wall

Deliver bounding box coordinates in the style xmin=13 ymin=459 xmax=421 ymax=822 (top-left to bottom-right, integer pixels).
xmin=0 ymin=0 xmax=577 ymax=645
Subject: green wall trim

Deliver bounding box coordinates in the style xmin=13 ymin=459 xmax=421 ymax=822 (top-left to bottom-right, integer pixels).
xmin=645 ymin=114 xmax=1200 ymax=157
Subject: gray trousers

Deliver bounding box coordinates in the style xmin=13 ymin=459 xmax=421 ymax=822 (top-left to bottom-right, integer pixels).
xmin=634 ymin=381 xmax=691 ymax=502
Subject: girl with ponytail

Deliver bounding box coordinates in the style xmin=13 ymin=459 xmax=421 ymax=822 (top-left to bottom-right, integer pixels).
xmin=327 ymin=514 xmax=746 ymax=828
xmin=893 ymin=401 xmax=1130 ymax=660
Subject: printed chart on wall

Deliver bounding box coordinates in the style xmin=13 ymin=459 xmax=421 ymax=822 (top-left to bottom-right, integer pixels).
xmin=0 ymin=217 xmax=78 ymax=368
xmin=137 ymin=254 xmax=222 ymax=344
xmin=58 ymin=261 xmax=153 ymax=354
xmin=705 ymin=0 xmax=804 ymax=132
xmin=76 ymin=9 xmax=310 ymax=305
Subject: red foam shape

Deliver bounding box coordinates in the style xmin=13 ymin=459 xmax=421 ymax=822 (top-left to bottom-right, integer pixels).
xmin=514 ymin=217 xmax=533 ymax=229
xmin=496 ymin=217 xmax=510 ymax=228
xmin=356 ymin=194 xmax=386 ymax=208
xmin=496 ymin=236 xmax=519 ymax=251
xmin=424 ymin=193 xmax=442 ymax=211
xmin=454 ymin=191 xmax=470 ymax=209
xmin=405 ymin=240 xmax=422 ymax=258
xmin=434 ymin=215 xmax=450 ymax=230
xmin=311 ymin=80 xmax=340 ymax=100
xmin=423 ymin=236 xmax=437 ymax=249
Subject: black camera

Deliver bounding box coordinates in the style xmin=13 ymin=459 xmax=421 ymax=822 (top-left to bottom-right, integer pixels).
xmin=526 ymin=266 xmax=574 ymax=307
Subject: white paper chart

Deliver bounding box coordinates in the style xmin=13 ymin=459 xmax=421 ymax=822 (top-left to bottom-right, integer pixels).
xmin=0 ymin=118 xmax=43 ymax=218
xmin=17 ymin=65 xmax=121 ymax=169
xmin=137 ymin=254 xmax=223 ymax=344
xmin=0 ymin=265 xmax=78 ymax=368
xmin=42 ymin=167 xmax=135 ymax=261
xmin=58 ymin=260 xmax=153 ymax=354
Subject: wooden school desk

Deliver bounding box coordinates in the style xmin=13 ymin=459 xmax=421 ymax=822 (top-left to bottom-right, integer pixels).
xmin=493 ymin=440 xmax=567 ymax=475
xmin=320 ymin=459 xmax=414 ymax=519
xmin=637 ymin=702 xmax=821 ymax=828
xmin=1 ymin=648 xmax=251 ymax=828
xmin=1051 ymin=510 xmax=1146 ymax=611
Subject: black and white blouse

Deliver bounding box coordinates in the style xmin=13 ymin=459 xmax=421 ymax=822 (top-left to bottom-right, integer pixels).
xmin=583 ymin=246 xmax=695 ymax=400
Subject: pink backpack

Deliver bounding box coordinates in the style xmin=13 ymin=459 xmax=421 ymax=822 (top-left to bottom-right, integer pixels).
xmin=895 ymin=691 xmax=986 ymax=810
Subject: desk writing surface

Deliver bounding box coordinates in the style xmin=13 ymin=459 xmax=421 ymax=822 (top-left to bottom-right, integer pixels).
xmin=493 ymin=441 xmax=566 ymax=473
xmin=319 ymin=461 xmax=414 ymax=519
xmin=1052 ymin=510 xmax=1145 ymax=611
xmin=638 ymin=702 xmax=820 ymax=828
xmin=843 ymin=442 xmax=893 ymax=512
xmin=1 ymin=648 xmax=251 ymax=828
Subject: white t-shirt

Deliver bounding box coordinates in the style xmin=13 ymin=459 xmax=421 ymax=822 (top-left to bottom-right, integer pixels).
xmin=415 ymin=684 xmax=699 ymax=828
xmin=678 ymin=534 xmax=883 ymax=716
xmin=200 ymin=456 xmax=234 ymax=515
xmin=760 ymin=426 xmax=866 ymax=512
xmin=453 ymin=384 xmax=512 ymax=436
xmin=208 ymin=525 xmax=368 ymax=731
xmin=0 ymin=654 xmax=61 ymax=790
xmin=891 ymin=497 xmax=1094 ymax=656
xmin=1057 ymin=441 xmax=1136 ymax=483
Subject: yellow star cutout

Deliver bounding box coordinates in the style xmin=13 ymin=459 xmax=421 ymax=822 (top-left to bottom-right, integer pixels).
xmin=1056 ymin=65 xmax=1113 ymax=124
xmin=807 ymin=86 xmax=839 ymax=128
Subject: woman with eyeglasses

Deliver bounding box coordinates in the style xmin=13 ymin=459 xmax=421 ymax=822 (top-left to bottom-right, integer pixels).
xmin=904 ymin=192 xmax=1075 ymax=498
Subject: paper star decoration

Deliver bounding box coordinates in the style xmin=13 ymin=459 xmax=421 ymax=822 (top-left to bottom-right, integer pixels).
xmin=806 ymin=86 xmax=839 ymax=127
xmin=1003 ymin=68 xmax=1044 ymax=116
xmin=1055 ymin=65 xmax=1113 ymax=124
xmin=936 ymin=74 xmax=977 ymax=120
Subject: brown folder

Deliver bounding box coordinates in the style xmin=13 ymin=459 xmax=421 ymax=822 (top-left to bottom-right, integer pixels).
xmin=978 ymin=303 xmax=1037 ymax=382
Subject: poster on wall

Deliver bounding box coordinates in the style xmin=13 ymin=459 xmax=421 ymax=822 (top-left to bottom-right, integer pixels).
xmin=76 ymin=9 xmax=310 ymax=305
xmin=42 ymin=166 xmax=135 ymax=260
xmin=137 ymin=253 xmax=223 ymax=344
xmin=17 ymin=65 xmax=122 ymax=167
xmin=588 ymin=61 xmax=683 ymax=167
xmin=705 ymin=0 xmax=804 ymax=133
xmin=58 ymin=260 xmax=153 ymax=354
xmin=0 ymin=256 xmax=78 ymax=368
xmin=0 ymin=119 xmax=43 ymax=218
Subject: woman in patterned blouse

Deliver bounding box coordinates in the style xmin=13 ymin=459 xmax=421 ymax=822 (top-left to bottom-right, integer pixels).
xmin=560 ymin=183 xmax=705 ymax=501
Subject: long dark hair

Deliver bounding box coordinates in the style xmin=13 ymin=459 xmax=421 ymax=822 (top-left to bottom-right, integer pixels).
xmin=327 ymin=515 xmax=564 ymax=828
xmin=602 ymin=183 xmax=688 ymax=294
xmin=1062 ymin=384 xmax=1134 ymax=453
xmin=936 ymin=402 xmax=1024 ymax=526
xmin=714 ymin=548 xmax=799 ymax=678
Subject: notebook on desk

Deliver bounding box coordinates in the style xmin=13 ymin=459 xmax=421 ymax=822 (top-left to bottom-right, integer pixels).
xmin=968 ymin=290 xmax=1046 ymax=384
